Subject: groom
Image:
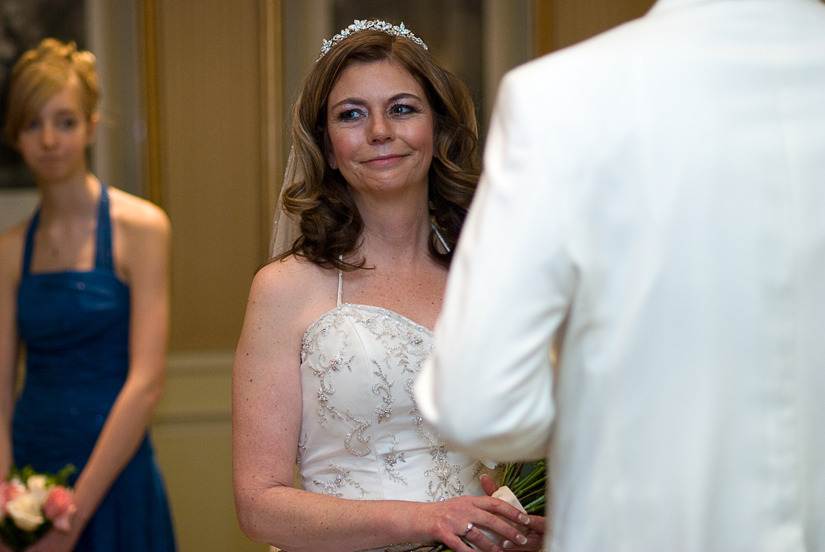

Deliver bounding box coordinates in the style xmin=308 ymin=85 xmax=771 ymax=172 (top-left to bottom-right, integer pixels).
xmin=417 ymin=0 xmax=825 ymax=550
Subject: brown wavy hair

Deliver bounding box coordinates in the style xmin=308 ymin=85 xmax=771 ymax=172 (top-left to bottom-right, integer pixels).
xmin=4 ymin=38 xmax=99 ymax=145
xmin=277 ymin=27 xmax=480 ymax=270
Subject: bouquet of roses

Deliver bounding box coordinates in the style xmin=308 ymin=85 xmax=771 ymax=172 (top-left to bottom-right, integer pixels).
xmin=0 ymin=465 xmax=76 ymax=552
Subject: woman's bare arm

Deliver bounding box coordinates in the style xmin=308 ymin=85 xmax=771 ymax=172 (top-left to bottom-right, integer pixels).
xmin=232 ymin=260 xmax=531 ymax=552
xmin=0 ymin=224 xmax=25 ymax=480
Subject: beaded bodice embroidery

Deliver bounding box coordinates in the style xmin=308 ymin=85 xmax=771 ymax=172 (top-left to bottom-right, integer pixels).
xmin=297 ymin=301 xmax=484 ymax=502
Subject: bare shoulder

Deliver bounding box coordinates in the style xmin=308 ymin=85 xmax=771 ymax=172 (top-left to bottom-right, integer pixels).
xmin=105 ymin=187 xmax=169 ymax=284
xmin=247 ymin=255 xmax=337 ymax=338
xmin=0 ymin=220 xmax=30 ymax=284
xmin=107 ymin=186 xmax=170 ymax=240
xmin=251 ymin=255 xmax=335 ymax=309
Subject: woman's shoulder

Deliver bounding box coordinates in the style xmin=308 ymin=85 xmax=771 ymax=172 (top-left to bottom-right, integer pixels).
xmin=106 ymin=186 xmax=170 ymax=239
xmin=250 ymin=255 xmax=337 ymax=332
xmin=0 ymin=220 xmax=30 ymax=283
xmin=104 ymin=187 xmax=169 ymax=281
xmin=254 ymin=255 xmax=334 ymax=304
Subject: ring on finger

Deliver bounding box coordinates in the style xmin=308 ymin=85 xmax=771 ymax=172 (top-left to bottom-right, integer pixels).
xmin=463 ymin=522 xmax=474 ymax=536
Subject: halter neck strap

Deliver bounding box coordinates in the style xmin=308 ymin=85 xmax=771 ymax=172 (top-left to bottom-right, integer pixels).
xmin=20 ymin=182 xmax=111 ymax=276
xmin=21 ymin=211 xmax=40 ymax=277
xmin=95 ymin=184 xmax=113 ymax=270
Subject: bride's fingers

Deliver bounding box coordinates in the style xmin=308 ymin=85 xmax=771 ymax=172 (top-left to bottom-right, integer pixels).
xmin=500 ymin=519 xmax=546 ymax=551
xmin=473 ymin=512 xmax=529 ymax=549
xmin=523 ymin=533 xmax=545 ymax=550
xmin=438 ymin=530 xmax=484 ymax=552
xmin=464 ymin=523 xmax=511 ymax=552
xmin=477 ymin=496 xmax=530 ymax=528
xmin=526 ymin=515 xmax=546 ymax=533
xmin=480 ymin=473 xmax=499 ymax=496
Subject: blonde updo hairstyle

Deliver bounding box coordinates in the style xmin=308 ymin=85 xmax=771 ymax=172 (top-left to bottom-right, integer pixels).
xmin=4 ymin=38 xmax=99 ymax=145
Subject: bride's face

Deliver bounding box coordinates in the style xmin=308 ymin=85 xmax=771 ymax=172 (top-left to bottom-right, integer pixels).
xmin=325 ymin=59 xmax=435 ymax=199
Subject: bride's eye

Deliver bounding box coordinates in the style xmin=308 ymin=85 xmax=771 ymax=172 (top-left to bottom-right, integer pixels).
xmin=390 ymin=103 xmax=419 ymax=116
xmin=336 ymin=108 xmax=364 ymax=122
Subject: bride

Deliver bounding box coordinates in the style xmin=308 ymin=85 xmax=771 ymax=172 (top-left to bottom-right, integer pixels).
xmin=232 ymin=20 xmax=543 ymax=552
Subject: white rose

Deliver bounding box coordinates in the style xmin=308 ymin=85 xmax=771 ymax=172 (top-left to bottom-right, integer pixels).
xmin=26 ymin=475 xmax=50 ymax=505
xmin=1 ymin=478 xmax=27 ymax=521
xmin=6 ymin=493 xmax=45 ymax=531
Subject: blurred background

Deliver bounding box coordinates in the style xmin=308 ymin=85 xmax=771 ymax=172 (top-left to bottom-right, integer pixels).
xmin=1 ymin=0 xmax=658 ymax=550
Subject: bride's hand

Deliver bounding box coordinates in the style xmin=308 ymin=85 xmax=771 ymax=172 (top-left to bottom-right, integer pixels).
xmin=414 ymin=493 xmax=531 ymax=552
xmin=479 ymin=474 xmax=546 ymax=551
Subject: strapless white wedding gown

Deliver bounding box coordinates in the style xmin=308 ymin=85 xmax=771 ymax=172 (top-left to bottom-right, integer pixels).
xmin=298 ymin=268 xmax=484 ymax=508
xmin=266 ymin=273 xmax=486 ymax=552
xmin=298 ymin=293 xmax=485 ymax=503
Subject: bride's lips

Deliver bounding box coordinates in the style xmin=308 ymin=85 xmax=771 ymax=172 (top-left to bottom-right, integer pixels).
xmin=363 ymin=154 xmax=407 ymax=166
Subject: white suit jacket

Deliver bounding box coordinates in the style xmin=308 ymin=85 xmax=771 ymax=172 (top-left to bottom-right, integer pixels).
xmin=417 ymin=0 xmax=825 ymax=550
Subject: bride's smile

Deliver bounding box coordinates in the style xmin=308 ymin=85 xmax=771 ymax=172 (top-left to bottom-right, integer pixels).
xmin=326 ymin=59 xmax=435 ymax=197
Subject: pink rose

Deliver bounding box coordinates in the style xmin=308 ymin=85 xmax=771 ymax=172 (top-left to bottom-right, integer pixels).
xmin=42 ymin=487 xmax=76 ymax=533
xmin=1 ymin=480 xmax=26 ymax=516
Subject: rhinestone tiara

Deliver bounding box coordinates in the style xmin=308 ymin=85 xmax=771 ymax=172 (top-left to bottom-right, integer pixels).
xmin=317 ymin=19 xmax=428 ymax=61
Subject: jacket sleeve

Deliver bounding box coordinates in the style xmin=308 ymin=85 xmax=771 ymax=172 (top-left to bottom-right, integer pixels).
xmin=416 ymin=69 xmax=577 ymax=461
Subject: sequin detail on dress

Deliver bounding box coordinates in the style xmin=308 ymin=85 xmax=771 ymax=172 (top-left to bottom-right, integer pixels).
xmin=297 ymin=304 xmax=483 ymax=502
xmin=381 ymin=435 xmax=408 ymax=484
xmin=313 ymin=463 xmax=367 ymax=499
xmin=372 ymin=359 xmax=394 ymax=422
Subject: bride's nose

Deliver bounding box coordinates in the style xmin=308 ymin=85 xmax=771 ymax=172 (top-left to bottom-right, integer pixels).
xmin=368 ymin=114 xmax=394 ymax=143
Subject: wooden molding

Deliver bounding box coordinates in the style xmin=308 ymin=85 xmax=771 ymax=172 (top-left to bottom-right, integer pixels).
xmin=152 ymin=349 xmax=236 ymax=425
xmin=534 ymin=0 xmax=555 ymax=57
xmin=259 ymin=0 xmax=284 ymax=261
xmin=139 ymin=0 xmax=164 ymax=207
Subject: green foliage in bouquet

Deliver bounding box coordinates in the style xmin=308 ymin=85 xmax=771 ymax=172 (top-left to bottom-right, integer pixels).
xmin=8 ymin=465 xmax=75 ymax=488
xmin=0 ymin=465 xmax=75 ymax=552
xmin=0 ymin=514 xmax=50 ymax=552
xmin=497 ymin=460 xmax=546 ymax=516
xmin=428 ymin=460 xmax=546 ymax=552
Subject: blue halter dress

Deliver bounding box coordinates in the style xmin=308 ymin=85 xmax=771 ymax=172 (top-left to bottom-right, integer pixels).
xmin=12 ymin=184 xmax=176 ymax=551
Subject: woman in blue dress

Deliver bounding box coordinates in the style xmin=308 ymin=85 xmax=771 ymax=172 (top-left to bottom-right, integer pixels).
xmin=0 ymin=39 xmax=176 ymax=551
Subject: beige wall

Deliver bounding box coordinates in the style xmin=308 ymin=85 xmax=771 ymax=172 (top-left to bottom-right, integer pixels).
xmin=144 ymin=1 xmax=277 ymax=551
xmin=536 ymin=0 xmax=656 ymax=54
xmin=156 ymin=3 xmax=269 ymax=351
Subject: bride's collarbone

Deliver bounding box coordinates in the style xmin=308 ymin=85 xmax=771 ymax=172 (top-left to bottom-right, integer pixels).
xmin=345 ymin=264 xmax=444 ymax=297
xmin=340 ymin=271 xmax=444 ymax=330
